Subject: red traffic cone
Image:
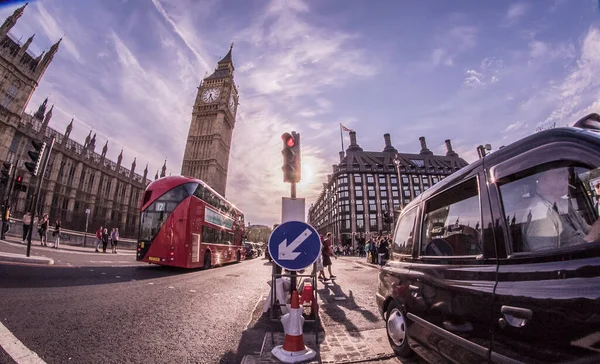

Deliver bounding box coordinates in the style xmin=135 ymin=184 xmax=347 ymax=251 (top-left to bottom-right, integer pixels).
xmin=271 ymin=290 xmax=316 ymax=363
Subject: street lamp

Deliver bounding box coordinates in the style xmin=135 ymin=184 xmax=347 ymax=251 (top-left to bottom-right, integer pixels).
xmin=83 ymin=208 xmax=90 ymax=247
xmin=393 ymin=154 xmax=403 ymax=210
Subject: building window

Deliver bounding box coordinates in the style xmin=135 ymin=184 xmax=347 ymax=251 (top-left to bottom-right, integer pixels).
xmin=338 ymin=176 xmax=348 ymax=184
xmin=414 ymin=187 xmax=421 ymax=197
xmin=378 ymin=175 xmax=386 ymax=184
xmin=370 ymin=215 xmax=377 ymax=229
xmin=393 ymin=199 xmax=400 ymax=210
xmin=2 ymin=80 xmax=19 ymax=108
xmin=381 ymin=190 xmax=388 ymax=198
xmin=412 ymin=176 xmax=419 ymax=184
xmin=392 ymin=190 xmax=399 ymax=197
xmin=402 ymin=176 xmax=409 ymax=185
xmin=369 ymin=200 xmax=377 ymax=211
xmin=410 ymin=159 xmax=425 ymax=167
xmin=356 ymin=214 xmax=364 ymax=229
xmin=354 ymin=185 xmax=363 ymax=198
xmin=432 ymin=176 xmax=439 ymax=184
xmin=404 ymin=190 xmax=411 ymax=198
xmin=356 ymin=199 xmax=364 ymax=212
xmin=366 ymin=174 xmax=375 ymax=184
xmin=422 ymin=175 xmax=429 ymax=185
xmin=391 ymin=176 xmax=398 ymax=185
xmin=354 ymin=174 xmax=362 ymax=183
xmin=379 ymin=185 xmax=387 ymax=191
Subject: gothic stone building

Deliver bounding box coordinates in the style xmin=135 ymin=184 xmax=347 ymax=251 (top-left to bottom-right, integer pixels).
xmin=181 ymin=45 xmax=238 ymax=197
xmin=0 ymin=4 xmax=151 ymax=238
xmin=308 ymin=131 xmax=468 ymax=247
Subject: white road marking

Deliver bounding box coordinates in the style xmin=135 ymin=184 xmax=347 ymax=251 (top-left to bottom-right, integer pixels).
xmin=168 ymin=286 xmax=174 ymax=289
xmin=89 ymin=269 xmax=94 ymax=272
xmin=116 ymin=276 xmax=121 ymax=278
xmin=148 ymin=282 xmax=154 ymax=285
xmin=189 ymin=290 xmax=196 ymax=293
xmin=0 ymin=319 xmax=46 ymax=363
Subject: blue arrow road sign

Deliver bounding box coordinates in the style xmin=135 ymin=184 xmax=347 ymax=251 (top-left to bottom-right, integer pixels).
xmin=268 ymin=221 xmax=321 ymax=271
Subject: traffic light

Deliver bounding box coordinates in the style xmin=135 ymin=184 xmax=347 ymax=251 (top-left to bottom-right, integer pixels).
xmin=24 ymin=140 xmax=46 ymax=176
xmin=1 ymin=162 xmax=12 ymax=186
xmin=14 ymin=175 xmax=26 ymax=193
xmin=281 ymin=132 xmax=301 ymax=183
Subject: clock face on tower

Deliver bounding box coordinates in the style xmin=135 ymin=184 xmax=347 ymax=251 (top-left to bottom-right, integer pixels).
xmin=228 ymin=92 xmax=236 ymax=113
xmin=201 ymin=87 xmax=221 ymax=103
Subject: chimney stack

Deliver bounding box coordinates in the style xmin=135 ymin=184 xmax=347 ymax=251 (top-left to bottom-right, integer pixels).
xmin=384 ymin=133 xmax=392 ymax=148
xmin=347 ymin=131 xmax=363 ymax=152
xmin=445 ymin=139 xmax=458 ymax=157
xmin=349 ymin=131 xmax=358 ymax=146
xmin=339 ymin=151 xmax=345 ymax=162
xmin=419 ymin=136 xmax=432 ymax=155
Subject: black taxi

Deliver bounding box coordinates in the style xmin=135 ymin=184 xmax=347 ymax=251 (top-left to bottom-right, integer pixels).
xmin=377 ymin=114 xmax=600 ymax=364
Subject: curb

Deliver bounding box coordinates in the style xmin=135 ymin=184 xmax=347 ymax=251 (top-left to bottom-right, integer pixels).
xmin=353 ymin=260 xmax=380 ymax=270
xmin=0 ymin=252 xmax=54 ymax=265
xmin=240 ymin=355 xmax=259 ymax=364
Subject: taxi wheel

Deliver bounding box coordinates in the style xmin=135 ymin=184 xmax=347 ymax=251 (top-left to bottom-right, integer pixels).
xmin=386 ymin=301 xmax=413 ymax=358
xmin=204 ymin=252 xmax=212 ymax=269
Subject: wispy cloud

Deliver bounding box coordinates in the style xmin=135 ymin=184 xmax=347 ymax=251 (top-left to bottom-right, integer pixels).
xmin=431 ymin=25 xmax=478 ymax=67
xmin=505 ymin=3 xmax=529 ymax=25
xmin=463 ymin=57 xmax=503 ymax=87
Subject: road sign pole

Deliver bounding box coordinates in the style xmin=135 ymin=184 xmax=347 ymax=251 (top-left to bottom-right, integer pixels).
xmin=290 ymin=182 xmax=297 ymax=291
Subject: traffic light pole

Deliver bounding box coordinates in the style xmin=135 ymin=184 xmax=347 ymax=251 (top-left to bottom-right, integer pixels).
xmin=1 ymin=161 xmax=17 ymax=240
xmin=26 ymin=137 xmax=55 ymax=257
xmin=289 ymin=181 xmax=297 ymax=292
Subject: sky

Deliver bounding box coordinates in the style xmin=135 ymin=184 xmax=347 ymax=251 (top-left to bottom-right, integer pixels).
xmin=2 ymin=0 xmax=600 ymax=226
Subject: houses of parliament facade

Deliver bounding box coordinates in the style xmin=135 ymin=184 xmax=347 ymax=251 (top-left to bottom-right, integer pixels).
xmin=0 ymin=4 xmax=152 ymax=238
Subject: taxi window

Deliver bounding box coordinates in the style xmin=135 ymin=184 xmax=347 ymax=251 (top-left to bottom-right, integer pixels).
xmin=393 ymin=207 xmax=417 ymax=255
xmin=420 ymin=177 xmax=483 ymax=257
xmin=499 ymin=163 xmax=600 ymax=253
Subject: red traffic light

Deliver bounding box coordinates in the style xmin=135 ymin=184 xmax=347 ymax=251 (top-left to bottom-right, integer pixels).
xmin=16 ymin=175 xmax=22 ymax=183
xmin=281 ymin=133 xmax=295 ymax=148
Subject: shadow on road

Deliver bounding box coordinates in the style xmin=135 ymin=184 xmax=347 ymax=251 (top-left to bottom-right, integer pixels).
xmin=317 ymin=279 xmax=380 ymax=334
xmin=0 ymin=263 xmax=233 ymax=289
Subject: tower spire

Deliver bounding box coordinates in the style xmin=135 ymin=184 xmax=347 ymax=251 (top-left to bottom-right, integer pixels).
xmin=34 ymin=97 xmax=48 ymax=120
xmin=0 ymin=2 xmax=27 ymax=38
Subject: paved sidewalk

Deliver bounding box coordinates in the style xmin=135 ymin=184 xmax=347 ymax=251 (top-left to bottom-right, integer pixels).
xmin=1 ymin=236 xmax=135 ymax=255
xmin=242 ymin=329 xmax=402 ymax=364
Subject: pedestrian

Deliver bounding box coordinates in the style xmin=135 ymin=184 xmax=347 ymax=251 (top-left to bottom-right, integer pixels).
xmin=365 ymin=238 xmax=371 ymax=262
xmin=95 ymin=226 xmax=103 ymax=252
xmin=38 ymin=213 xmax=49 ymax=246
xmin=53 ymin=219 xmax=61 ymax=249
xmin=111 ymin=227 xmax=119 ymax=254
xmin=321 ymin=232 xmax=337 ymax=280
xmin=378 ymin=237 xmax=389 ymax=266
xmin=370 ymin=238 xmax=378 ymax=264
xmin=22 ymin=212 xmax=31 ymax=243
xmin=102 ymin=228 xmax=109 ymax=253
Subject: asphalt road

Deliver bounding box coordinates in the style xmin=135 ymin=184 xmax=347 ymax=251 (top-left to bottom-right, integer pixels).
xmin=0 ymin=256 xmax=272 ymax=364
xmin=0 ymin=249 xmax=406 ymax=364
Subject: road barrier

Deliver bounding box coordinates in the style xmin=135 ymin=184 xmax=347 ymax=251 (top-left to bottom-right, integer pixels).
xmin=4 ymin=218 xmax=137 ymax=250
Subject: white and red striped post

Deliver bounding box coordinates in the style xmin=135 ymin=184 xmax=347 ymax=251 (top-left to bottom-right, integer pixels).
xmin=271 ymin=290 xmax=316 ymax=363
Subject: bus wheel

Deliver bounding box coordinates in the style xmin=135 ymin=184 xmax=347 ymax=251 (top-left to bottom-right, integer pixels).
xmin=236 ymin=250 xmax=241 ymax=262
xmin=204 ymin=251 xmax=211 ymax=269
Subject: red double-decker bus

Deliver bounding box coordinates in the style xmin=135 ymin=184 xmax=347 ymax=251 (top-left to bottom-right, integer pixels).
xmin=137 ymin=176 xmax=246 ymax=268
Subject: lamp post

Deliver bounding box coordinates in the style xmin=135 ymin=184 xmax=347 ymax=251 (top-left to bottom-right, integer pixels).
xmin=393 ymin=154 xmax=403 ymax=210
xmin=83 ymin=208 xmax=90 ymax=247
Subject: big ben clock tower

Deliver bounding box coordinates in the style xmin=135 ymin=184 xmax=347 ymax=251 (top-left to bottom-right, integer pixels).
xmin=181 ymin=44 xmax=238 ymax=196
